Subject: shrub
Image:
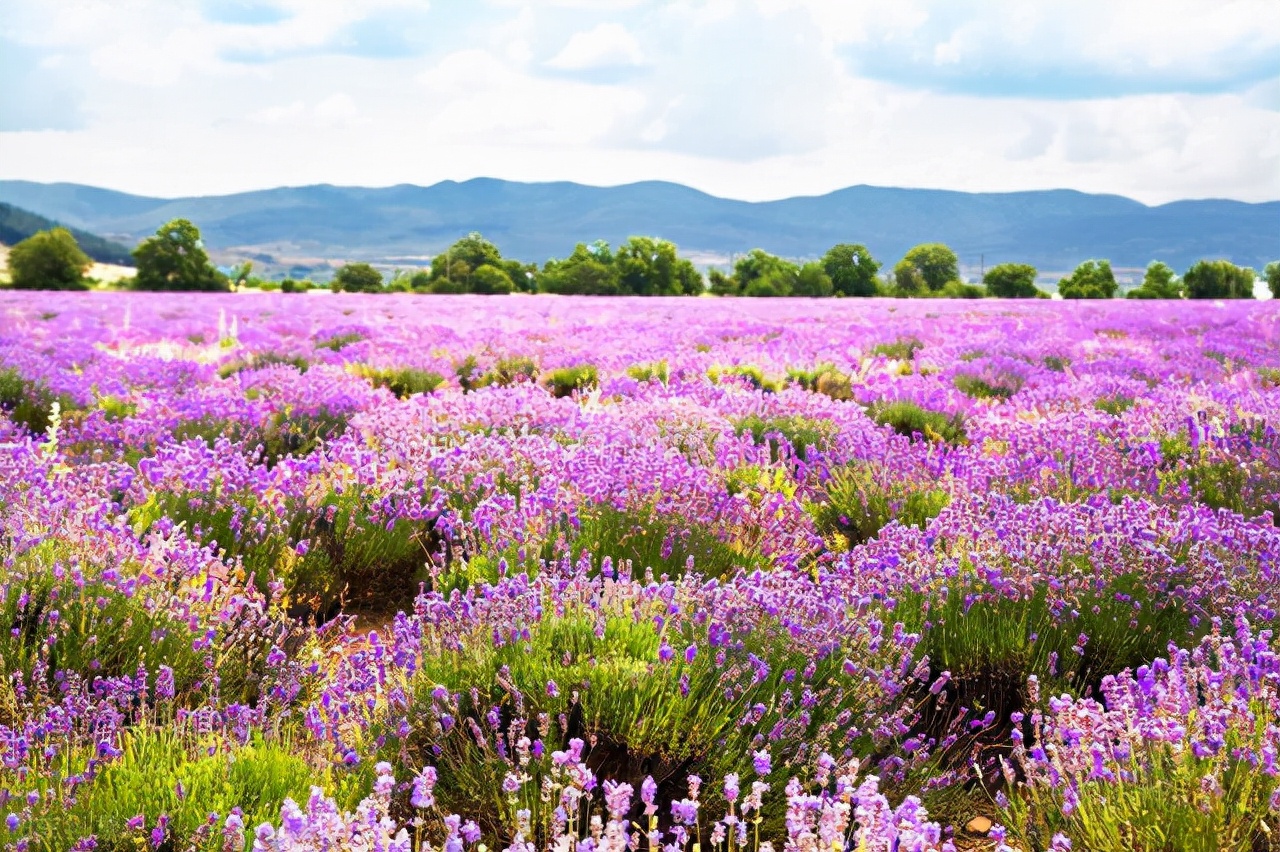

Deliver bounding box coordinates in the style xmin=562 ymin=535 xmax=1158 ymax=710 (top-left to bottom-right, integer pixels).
xmin=217 ymin=351 xmax=310 ymax=378
xmin=1057 ymin=260 xmax=1118 ymax=299
xmin=331 ymin=262 xmax=384 ymax=293
xmin=1000 ymin=623 xmax=1280 ymax=852
xmin=1183 ymin=259 xmax=1256 ymax=300
xmin=543 ymin=364 xmax=598 ymax=398
xmin=814 ymin=369 xmax=854 ymax=401
xmin=952 ymin=372 xmax=1023 ymax=401
xmin=316 ymin=332 xmax=363 ymax=351
xmin=571 ymin=503 xmax=765 ymax=580
xmin=733 ymin=413 xmax=834 ymax=462
xmin=708 ymin=364 xmax=781 ymax=392
xmin=983 ymin=263 xmax=1039 ymax=299
xmin=809 ymin=463 xmax=950 ymax=549
xmin=7 ymin=227 xmax=91 ymax=290
xmin=357 ymin=365 xmax=446 ymax=398
xmin=871 ymin=337 xmax=924 ymax=360
xmin=24 ymin=728 xmax=319 ymax=852
xmin=867 ymin=400 xmax=967 ymax=445
xmin=0 ymin=368 xmax=76 ymax=434
xmin=1094 ymin=395 xmax=1135 ymax=416
xmin=626 ymin=361 xmax=669 ymax=384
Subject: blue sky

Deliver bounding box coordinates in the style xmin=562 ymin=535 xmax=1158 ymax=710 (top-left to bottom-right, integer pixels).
xmin=1 ymin=0 xmax=1277 ymax=202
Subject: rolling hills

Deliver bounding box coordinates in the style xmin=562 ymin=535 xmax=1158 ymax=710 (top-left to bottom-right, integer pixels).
xmin=0 ymin=178 xmax=1275 ymax=277
xmin=0 ymin=202 xmax=134 ymax=265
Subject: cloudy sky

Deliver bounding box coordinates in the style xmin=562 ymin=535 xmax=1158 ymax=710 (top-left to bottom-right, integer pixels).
xmin=2 ymin=0 xmax=1278 ymax=203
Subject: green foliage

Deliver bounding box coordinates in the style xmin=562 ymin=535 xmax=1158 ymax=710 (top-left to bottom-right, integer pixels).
xmin=822 ymin=243 xmax=881 ymax=297
xmin=0 ymin=539 xmax=206 ymax=695
xmin=707 ymin=268 xmax=737 ymax=296
xmin=896 ymin=243 xmax=960 ymax=292
xmin=868 ymin=400 xmax=967 ymax=445
xmin=791 ymin=261 xmax=834 ymax=297
xmin=538 ymin=241 xmax=621 ymax=295
xmin=906 ymin=571 xmax=1194 ymax=715
xmin=626 ymin=361 xmax=669 ymax=384
xmin=733 ymin=413 xmax=834 ymax=462
xmin=131 ymin=219 xmax=229 ymax=292
xmin=983 ymin=263 xmax=1040 ymax=298
xmin=423 ymin=234 xmax=524 ymax=295
xmin=0 ymin=202 xmax=132 ymax=264
xmin=732 ymin=248 xmax=800 ymax=297
xmin=1094 ymin=395 xmax=1135 ymax=416
xmin=1057 ymin=259 xmax=1118 ymax=299
xmin=543 ymin=364 xmax=598 ymax=398
xmin=331 ymin=262 xmax=384 ymax=293
xmin=707 ymin=363 xmax=781 ymax=392
xmin=316 ymin=332 xmax=363 ymax=352
xmin=1002 ymin=736 xmax=1280 ymax=852
xmin=0 ymin=368 xmax=76 ymax=434
xmin=573 ymin=503 xmax=765 ymax=580
xmin=217 ymin=351 xmax=310 ymax=378
xmin=469 ymin=263 xmax=515 ymax=294
xmin=280 ymin=277 xmax=314 ymax=293
xmin=614 ymin=236 xmax=704 ymax=296
xmin=1183 ymin=258 xmax=1256 ymax=300
xmin=375 ymin=605 xmax=882 ymax=840
xmin=132 ymin=481 xmax=427 ymax=613
xmin=1126 ymin=260 xmax=1182 ymax=300
xmin=7 ymin=227 xmax=92 ymax=290
xmin=22 ymin=728 xmax=318 ymax=852
xmin=1043 ymin=355 xmax=1070 ymax=372
xmin=933 ymin=280 xmax=988 ymax=299
xmin=871 ymin=336 xmax=924 ymax=360
xmin=1266 ymin=261 xmax=1280 ymax=299
xmin=952 ymin=372 xmax=1023 ymax=401
xmin=357 ymin=365 xmax=446 ymax=398
xmin=809 ymin=463 xmax=950 ymax=549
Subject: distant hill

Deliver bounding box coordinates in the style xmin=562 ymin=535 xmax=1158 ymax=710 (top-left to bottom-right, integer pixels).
xmin=0 ymin=202 xmax=134 ymax=265
xmin=0 ymin=179 xmax=1275 ymax=277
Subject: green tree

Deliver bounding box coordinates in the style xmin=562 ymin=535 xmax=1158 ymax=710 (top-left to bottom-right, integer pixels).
xmin=7 ymin=227 xmax=91 ymax=290
xmin=897 ymin=243 xmax=959 ymax=292
xmin=1182 ymin=259 xmax=1255 ymax=300
xmin=1127 ymin=261 xmax=1181 ymax=299
xmin=822 ymin=243 xmax=881 ymax=297
xmin=1262 ymin=261 xmax=1279 ymax=299
xmin=469 ymin=263 xmax=515 ymax=295
xmin=331 ymin=262 xmax=383 ymax=293
xmin=429 ymin=233 xmax=503 ymax=289
xmin=131 ymin=219 xmax=228 ymax=292
xmin=539 ymin=243 xmax=622 ymax=295
xmin=791 ymin=262 xmax=834 ymax=297
xmin=614 ymin=236 xmax=702 ymax=296
xmin=735 ymin=249 xmax=799 ymax=297
xmin=708 ymin=268 xmax=738 ymax=296
xmin=1057 ymin=259 xmax=1117 ymax=299
xmin=892 ymin=259 xmax=925 ymax=295
xmin=983 ymin=263 xmax=1040 ymax=298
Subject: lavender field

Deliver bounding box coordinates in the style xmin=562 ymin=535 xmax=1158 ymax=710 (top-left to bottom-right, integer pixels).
xmin=3 ymin=292 xmax=1280 ymax=852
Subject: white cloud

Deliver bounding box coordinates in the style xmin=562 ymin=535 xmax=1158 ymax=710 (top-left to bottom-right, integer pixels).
xmin=0 ymin=0 xmax=1275 ymax=204
xmin=545 ymin=23 xmax=645 ymax=70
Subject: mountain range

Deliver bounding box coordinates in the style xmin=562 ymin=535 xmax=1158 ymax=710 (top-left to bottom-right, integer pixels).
xmin=0 ymin=202 xmax=134 ymax=265
xmin=0 ymin=178 xmax=1275 ymax=279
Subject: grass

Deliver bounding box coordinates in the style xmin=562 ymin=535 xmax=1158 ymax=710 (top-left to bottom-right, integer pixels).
xmin=543 ymin=364 xmax=599 ymax=398
xmin=868 ymin=400 xmax=968 ymax=445
xmin=355 ymin=365 xmax=446 ymax=398
xmin=808 ymin=462 xmax=950 ymax=549
xmin=733 ymin=413 xmax=835 ymax=462
xmin=871 ymin=337 xmax=924 ymax=360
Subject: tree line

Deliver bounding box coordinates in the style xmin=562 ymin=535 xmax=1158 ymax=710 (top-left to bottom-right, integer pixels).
xmin=4 ymin=217 xmax=1277 ymax=301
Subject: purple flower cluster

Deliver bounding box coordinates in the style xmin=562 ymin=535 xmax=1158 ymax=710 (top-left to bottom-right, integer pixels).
xmin=0 ymin=292 xmax=1277 ymax=850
